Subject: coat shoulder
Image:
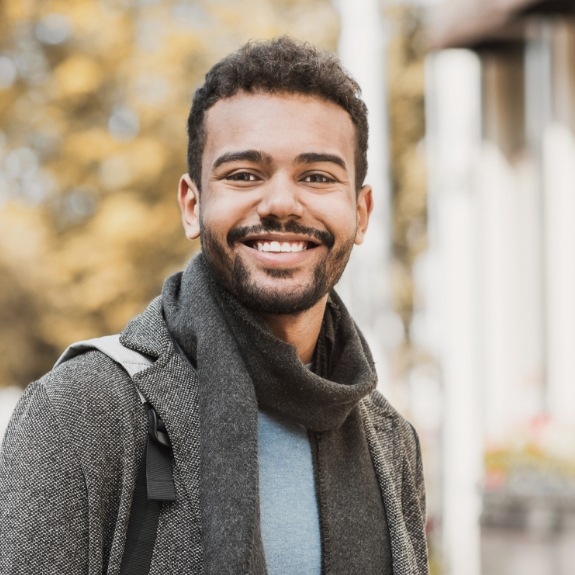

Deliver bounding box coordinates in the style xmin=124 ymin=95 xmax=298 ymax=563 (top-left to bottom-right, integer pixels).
xmin=361 ymin=390 xmax=421 ymax=450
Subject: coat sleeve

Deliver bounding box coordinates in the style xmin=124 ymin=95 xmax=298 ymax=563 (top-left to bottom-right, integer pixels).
xmin=0 ymin=380 xmax=89 ymax=574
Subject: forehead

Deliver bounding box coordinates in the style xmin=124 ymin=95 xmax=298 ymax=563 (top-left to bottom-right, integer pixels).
xmin=202 ymin=92 xmax=356 ymax=170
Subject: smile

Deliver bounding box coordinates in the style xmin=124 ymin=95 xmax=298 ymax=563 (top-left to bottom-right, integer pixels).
xmin=255 ymin=241 xmax=308 ymax=253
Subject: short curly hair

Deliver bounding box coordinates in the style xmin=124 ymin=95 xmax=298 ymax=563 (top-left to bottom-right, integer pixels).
xmin=187 ymin=37 xmax=368 ymax=191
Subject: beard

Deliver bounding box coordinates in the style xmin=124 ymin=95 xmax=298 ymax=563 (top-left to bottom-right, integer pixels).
xmin=200 ymin=218 xmax=355 ymax=315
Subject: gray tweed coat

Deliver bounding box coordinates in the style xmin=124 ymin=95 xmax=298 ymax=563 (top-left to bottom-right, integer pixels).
xmin=0 ymin=297 xmax=428 ymax=575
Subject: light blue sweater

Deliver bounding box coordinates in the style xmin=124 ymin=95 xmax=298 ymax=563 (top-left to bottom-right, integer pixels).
xmin=258 ymin=410 xmax=322 ymax=575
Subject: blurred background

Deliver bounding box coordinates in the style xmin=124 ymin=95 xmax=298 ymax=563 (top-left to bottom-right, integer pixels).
xmin=1 ymin=0 xmax=574 ymax=573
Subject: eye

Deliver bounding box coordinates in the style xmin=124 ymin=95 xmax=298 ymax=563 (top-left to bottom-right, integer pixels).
xmin=225 ymin=171 xmax=259 ymax=182
xmin=302 ymin=173 xmax=337 ymax=184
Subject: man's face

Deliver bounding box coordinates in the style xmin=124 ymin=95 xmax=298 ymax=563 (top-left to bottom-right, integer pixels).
xmin=179 ymin=92 xmax=372 ymax=316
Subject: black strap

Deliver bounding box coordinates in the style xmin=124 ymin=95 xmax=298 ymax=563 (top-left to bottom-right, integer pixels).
xmin=145 ymin=403 xmax=177 ymax=502
xmin=120 ymin=404 xmax=176 ymax=574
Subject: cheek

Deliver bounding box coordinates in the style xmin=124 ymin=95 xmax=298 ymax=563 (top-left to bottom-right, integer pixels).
xmin=200 ymin=202 xmax=235 ymax=235
xmin=314 ymin=202 xmax=357 ymax=234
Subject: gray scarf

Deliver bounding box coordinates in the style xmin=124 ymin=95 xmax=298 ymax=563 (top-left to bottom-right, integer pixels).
xmin=162 ymin=254 xmax=392 ymax=574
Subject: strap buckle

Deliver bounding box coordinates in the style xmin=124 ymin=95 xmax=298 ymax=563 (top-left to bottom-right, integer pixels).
xmin=145 ymin=403 xmax=171 ymax=449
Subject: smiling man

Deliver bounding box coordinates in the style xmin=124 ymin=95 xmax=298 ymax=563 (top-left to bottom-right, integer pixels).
xmin=180 ymin=91 xmax=370 ymax=361
xmin=0 ymin=38 xmax=428 ymax=575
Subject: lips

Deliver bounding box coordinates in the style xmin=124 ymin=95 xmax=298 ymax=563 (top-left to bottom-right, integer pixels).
xmin=227 ymin=221 xmax=335 ymax=250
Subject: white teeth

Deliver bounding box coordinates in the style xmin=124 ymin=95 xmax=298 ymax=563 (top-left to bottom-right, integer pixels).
xmin=255 ymin=241 xmax=307 ymax=253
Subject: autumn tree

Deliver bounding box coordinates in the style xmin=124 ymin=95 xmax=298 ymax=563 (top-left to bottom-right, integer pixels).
xmin=0 ymin=0 xmax=338 ymax=386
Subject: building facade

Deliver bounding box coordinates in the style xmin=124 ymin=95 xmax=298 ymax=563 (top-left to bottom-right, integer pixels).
xmin=425 ymin=1 xmax=575 ymax=573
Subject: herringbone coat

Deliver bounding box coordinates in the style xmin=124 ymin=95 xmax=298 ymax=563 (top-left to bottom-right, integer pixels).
xmin=0 ymin=297 xmax=428 ymax=575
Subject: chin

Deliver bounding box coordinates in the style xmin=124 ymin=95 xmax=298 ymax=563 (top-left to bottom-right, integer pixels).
xmin=235 ymin=283 xmax=325 ymax=316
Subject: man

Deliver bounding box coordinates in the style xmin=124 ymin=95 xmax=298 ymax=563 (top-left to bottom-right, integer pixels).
xmin=0 ymin=38 xmax=428 ymax=574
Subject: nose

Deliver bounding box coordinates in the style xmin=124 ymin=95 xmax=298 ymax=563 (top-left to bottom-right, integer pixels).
xmin=256 ymin=173 xmax=303 ymax=220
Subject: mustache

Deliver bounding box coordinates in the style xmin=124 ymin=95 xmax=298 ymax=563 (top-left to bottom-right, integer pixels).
xmin=227 ymin=219 xmax=334 ymax=249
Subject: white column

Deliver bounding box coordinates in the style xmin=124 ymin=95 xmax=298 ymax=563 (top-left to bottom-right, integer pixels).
xmin=543 ymin=122 xmax=575 ymax=423
xmin=426 ymin=49 xmax=483 ymax=575
xmin=334 ymin=0 xmax=396 ymax=394
xmin=476 ymin=140 xmax=525 ymax=442
xmin=543 ymin=22 xmax=575 ymax=426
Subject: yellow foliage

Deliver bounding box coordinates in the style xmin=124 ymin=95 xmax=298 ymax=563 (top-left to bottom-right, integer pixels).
xmin=62 ymin=129 xmax=121 ymax=163
xmin=385 ymin=4 xmax=427 ymax=356
xmin=3 ymin=0 xmax=35 ymax=21
xmin=0 ymin=0 xmax=339 ymax=387
xmin=126 ymin=139 xmax=168 ymax=183
xmin=0 ymin=203 xmax=50 ymax=274
xmin=95 ymin=140 xmax=168 ymax=190
xmin=90 ymin=194 xmax=151 ymax=243
xmin=60 ymin=0 xmax=128 ymax=50
xmin=54 ymin=55 xmax=104 ymax=97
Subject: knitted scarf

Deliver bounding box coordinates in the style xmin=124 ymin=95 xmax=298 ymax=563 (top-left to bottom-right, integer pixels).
xmin=162 ymin=254 xmax=392 ymax=574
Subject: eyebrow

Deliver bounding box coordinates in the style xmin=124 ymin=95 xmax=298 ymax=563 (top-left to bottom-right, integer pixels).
xmin=212 ymin=150 xmax=348 ymax=172
xmin=212 ymin=150 xmax=273 ymax=170
xmin=294 ymin=153 xmax=347 ymax=171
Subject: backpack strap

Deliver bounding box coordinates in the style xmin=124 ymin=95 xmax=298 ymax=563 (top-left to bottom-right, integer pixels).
xmin=55 ymin=334 xmax=153 ymax=388
xmin=55 ymin=335 xmax=176 ymax=574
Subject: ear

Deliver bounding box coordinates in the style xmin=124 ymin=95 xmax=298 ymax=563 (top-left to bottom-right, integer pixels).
xmin=178 ymin=174 xmax=201 ymax=240
xmin=354 ymin=185 xmax=373 ymax=245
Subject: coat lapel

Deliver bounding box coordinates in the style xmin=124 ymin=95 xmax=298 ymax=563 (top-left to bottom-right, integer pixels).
xmin=361 ymin=399 xmax=429 ymax=575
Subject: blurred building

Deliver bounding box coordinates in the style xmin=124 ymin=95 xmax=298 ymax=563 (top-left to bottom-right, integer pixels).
xmin=425 ymin=0 xmax=575 ymax=573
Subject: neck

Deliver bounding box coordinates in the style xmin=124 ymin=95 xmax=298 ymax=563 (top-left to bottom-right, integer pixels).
xmin=260 ymin=295 xmax=328 ymax=364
